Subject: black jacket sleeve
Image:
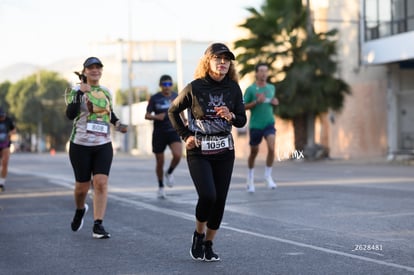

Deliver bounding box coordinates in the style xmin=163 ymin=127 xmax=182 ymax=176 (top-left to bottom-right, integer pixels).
xmin=231 ymin=84 xmax=247 ymax=128
xmin=168 ymin=84 xmax=192 ymax=141
xmin=65 ymin=90 xmax=83 ymax=120
xmin=110 ymin=110 xmax=119 ymax=125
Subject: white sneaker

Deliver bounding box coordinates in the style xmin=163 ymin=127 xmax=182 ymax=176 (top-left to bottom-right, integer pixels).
xmin=265 ymin=176 xmax=277 ymax=189
xmin=247 ymin=177 xmax=255 ymax=193
xmin=165 ymin=172 xmax=174 ymax=188
xmin=157 ymin=187 xmax=166 ymax=199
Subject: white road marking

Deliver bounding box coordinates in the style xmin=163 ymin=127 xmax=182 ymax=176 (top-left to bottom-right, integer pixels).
xmin=10 ymin=169 xmax=414 ymax=273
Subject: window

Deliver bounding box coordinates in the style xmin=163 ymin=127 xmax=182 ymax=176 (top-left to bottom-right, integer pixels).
xmin=365 ymin=0 xmax=379 ymax=40
xmin=364 ymin=0 xmax=412 ymax=41
xmin=407 ymin=0 xmax=414 ymax=31
xmin=392 ymin=0 xmax=406 ymax=33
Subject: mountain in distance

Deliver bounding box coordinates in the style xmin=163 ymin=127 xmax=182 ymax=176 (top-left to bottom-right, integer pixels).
xmin=0 ymin=63 xmax=39 ymax=83
xmin=0 ymin=57 xmax=84 ymax=84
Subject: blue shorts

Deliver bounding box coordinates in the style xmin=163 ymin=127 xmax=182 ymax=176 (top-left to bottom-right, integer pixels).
xmin=249 ymin=124 xmax=276 ymax=146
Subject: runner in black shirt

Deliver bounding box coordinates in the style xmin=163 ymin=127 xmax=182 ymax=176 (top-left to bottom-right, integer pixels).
xmin=145 ymin=75 xmax=183 ymax=198
xmin=169 ymin=43 xmax=246 ymax=261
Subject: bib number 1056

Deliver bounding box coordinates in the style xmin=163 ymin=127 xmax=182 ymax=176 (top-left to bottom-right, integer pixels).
xmin=201 ymin=137 xmax=229 ymax=151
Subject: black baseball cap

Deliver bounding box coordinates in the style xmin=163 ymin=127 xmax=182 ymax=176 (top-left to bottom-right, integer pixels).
xmin=83 ymin=57 xmax=104 ymax=68
xmin=204 ymin=43 xmax=235 ymax=60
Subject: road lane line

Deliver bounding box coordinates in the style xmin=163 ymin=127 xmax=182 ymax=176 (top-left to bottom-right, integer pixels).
xmin=108 ymin=190 xmax=414 ymax=273
xmin=220 ymin=226 xmax=414 ymax=273
xmin=12 ymin=170 xmax=414 ymax=273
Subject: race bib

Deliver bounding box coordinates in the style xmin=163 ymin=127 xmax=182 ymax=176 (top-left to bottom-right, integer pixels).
xmin=86 ymin=120 xmax=109 ymax=136
xmin=200 ymin=135 xmax=230 ymax=155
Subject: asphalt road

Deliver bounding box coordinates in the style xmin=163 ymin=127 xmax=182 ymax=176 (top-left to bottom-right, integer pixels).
xmin=1 ymin=153 xmax=413 ymax=275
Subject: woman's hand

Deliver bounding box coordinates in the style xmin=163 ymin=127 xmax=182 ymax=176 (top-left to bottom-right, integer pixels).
xmin=115 ymin=121 xmax=128 ymax=133
xmin=185 ymin=135 xmax=199 ymax=150
xmin=214 ymin=106 xmax=233 ymax=121
xmin=79 ymin=83 xmax=90 ymax=93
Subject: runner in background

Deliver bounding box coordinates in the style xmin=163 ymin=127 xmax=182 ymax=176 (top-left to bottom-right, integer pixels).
xmin=145 ymin=75 xmax=183 ymax=199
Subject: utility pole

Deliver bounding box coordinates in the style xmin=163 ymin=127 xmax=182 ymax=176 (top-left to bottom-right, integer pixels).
xmin=126 ymin=0 xmax=133 ymax=154
xmin=306 ymin=0 xmax=316 ymax=149
xmin=36 ymin=70 xmax=42 ymax=153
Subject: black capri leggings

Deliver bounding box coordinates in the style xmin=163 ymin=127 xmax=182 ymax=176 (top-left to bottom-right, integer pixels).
xmin=187 ymin=149 xmax=235 ymax=230
xmin=69 ymin=142 xmax=113 ymax=182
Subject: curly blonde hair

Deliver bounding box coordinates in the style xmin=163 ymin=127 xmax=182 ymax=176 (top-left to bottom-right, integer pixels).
xmin=194 ymin=52 xmax=239 ymax=82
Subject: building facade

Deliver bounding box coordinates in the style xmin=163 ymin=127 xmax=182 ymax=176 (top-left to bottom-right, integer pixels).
xmin=308 ymin=0 xmax=414 ymax=160
xmin=360 ymin=0 xmax=414 ymax=159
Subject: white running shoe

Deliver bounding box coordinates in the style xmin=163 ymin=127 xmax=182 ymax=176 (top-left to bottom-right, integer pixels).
xmin=247 ymin=177 xmax=255 ymax=193
xmin=265 ymin=176 xmax=277 ymax=189
xmin=165 ymin=172 xmax=174 ymax=188
xmin=157 ymin=187 xmax=166 ymax=199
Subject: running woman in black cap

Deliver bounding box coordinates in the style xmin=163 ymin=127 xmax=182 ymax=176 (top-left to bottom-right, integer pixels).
xmin=66 ymin=57 xmax=127 ymax=239
xmin=169 ymin=43 xmax=247 ymax=261
xmin=145 ymin=75 xmax=183 ymax=198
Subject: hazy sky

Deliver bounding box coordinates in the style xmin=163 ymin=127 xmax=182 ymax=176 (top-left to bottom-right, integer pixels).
xmin=0 ymin=0 xmax=262 ymax=68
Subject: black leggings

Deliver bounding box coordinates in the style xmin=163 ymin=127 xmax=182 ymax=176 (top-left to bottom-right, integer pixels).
xmin=187 ymin=149 xmax=235 ymax=230
xmin=69 ymin=142 xmax=113 ymax=182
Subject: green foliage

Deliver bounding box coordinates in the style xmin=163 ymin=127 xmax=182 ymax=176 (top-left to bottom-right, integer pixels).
xmin=115 ymin=88 xmax=150 ymax=106
xmin=235 ymin=0 xmax=307 ymax=78
xmin=277 ymin=30 xmax=351 ymax=118
xmin=234 ymin=0 xmax=351 ymax=120
xmin=115 ymin=89 xmax=129 ymax=106
xmin=6 ymin=71 xmax=72 ymax=150
xmin=0 ymin=81 xmax=12 ymax=111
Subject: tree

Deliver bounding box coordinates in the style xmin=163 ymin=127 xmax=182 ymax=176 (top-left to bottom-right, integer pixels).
xmin=115 ymin=89 xmax=129 ymax=106
xmin=0 ymin=81 xmax=12 ymax=110
xmin=6 ymin=71 xmax=72 ymax=151
xmin=234 ymin=0 xmax=350 ymax=158
xmin=115 ymin=87 xmax=150 ymax=106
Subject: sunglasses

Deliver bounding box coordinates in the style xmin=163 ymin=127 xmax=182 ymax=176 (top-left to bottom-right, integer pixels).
xmin=161 ymin=82 xmax=173 ymax=87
